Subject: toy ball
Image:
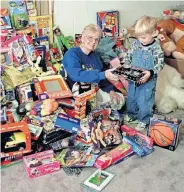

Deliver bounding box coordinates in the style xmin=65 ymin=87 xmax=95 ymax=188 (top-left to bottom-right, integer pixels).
xmin=150 ymin=122 xmax=175 ymax=147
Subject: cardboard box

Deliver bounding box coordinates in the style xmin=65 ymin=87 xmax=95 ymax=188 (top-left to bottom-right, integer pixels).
xmin=148 ymin=117 xmax=182 ymax=151
xmin=164 ymin=57 xmax=184 ymax=77
xmin=23 ymin=150 xmax=60 ymax=178
xmin=1 ymin=122 xmax=31 ymax=158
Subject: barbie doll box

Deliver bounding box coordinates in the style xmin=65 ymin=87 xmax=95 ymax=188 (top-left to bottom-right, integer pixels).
xmin=23 ymin=150 xmax=60 ymax=178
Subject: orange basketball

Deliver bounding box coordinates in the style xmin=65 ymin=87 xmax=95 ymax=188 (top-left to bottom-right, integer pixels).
xmin=150 ymin=122 xmax=175 ymax=147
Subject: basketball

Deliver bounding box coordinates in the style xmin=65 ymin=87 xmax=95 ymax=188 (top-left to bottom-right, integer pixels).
xmin=150 ymin=122 xmax=175 ymax=147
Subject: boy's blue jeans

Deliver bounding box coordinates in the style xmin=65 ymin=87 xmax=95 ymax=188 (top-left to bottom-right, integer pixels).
xmin=127 ymin=49 xmax=156 ymax=125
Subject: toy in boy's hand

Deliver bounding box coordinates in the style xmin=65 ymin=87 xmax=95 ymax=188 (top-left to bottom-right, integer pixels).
xmin=112 ymin=64 xmax=144 ymax=83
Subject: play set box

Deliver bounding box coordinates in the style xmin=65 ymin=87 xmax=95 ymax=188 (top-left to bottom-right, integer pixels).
xmin=23 ymin=150 xmax=60 ymax=178
xmin=148 ymin=116 xmax=182 ymax=151
xmin=1 ymin=122 xmax=31 ymax=158
xmin=94 ymin=142 xmax=132 ymax=170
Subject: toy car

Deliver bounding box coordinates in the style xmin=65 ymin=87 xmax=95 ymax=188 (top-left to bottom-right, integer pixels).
xmin=4 ymin=132 xmax=26 ymax=151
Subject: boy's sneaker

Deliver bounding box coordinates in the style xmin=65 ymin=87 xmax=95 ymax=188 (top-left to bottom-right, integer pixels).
xmin=123 ymin=114 xmax=139 ymax=124
xmin=135 ymin=122 xmax=147 ymax=132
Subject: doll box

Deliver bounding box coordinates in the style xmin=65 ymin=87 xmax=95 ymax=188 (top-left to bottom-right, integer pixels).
xmin=164 ymin=57 xmax=184 ymax=77
xmin=23 ymin=150 xmax=60 ymax=178
xmin=148 ymin=116 xmax=182 ymax=151
xmin=1 ymin=122 xmax=31 ymax=158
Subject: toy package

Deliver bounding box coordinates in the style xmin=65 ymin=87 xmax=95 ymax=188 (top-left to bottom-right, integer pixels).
xmin=74 ymin=89 xmax=97 ymax=119
xmin=16 ymin=82 xmax=33 ymax=104
xmin=75 ymin=34 xmax=82 ymax=47
xmin=81 ymin=169 xmax=115 ymax=192
xmin=23 ymin=150 xmax=60 ymax=178
xmin=94 ymin=142 xmax=132 ymax=170
xmin=29 ymin=15 xmax=53 ymax=43
xmin=50 ymin=43 xmax=63 ymax=64
xmin=33 ymin=36 xmax=50 ymax=61
xmin=97 ymin=11 xmax=119 ymax=37
xmin=148 ymin=116 xmax=182 ymax=151
xmin=16 ymin=26 xmax=35 ymax=38
xmin=33 ymin=75 xmax=72 ymax=100
xmin=1 ymin=154 xmax=23 ymax=169
xmin=53 ymin=26 xmax=75 ymax=54
xmin=3 ymin=35 xmax=33 ymax=70
xmin=55 ymin=113 xmax=80 ymax=134
xmin=9 ymin=0 xmax=29 ymax=30
xmin=0 ymin=29 xmax=16 ymax=47
xmin=1 ymin=122 xmax=31 ymax=158
xmin=0 ymin=8 xmax=12 ymax=30
xmin=25 ymin=0 xmax=37 ymax=16
xmin=56 ymin=145 xmax=98 ymax=167
xmin=0 ymin=47 xmax=13 ymax=66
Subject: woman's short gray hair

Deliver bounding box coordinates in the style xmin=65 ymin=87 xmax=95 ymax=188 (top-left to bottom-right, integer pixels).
xmin=82 ymin=24 xmax=102 ymax=39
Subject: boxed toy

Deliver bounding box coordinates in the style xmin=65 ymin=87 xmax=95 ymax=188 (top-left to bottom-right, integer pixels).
xmin=0 ymin=8 xmax=12 ymax=30
xmin=148 ymin=116 xmax=182 ymax=151
xmin=23 ymin=150 xmax=60 ymax=178
xmin=1 ymin=122 xmax=31 ymax=158
xmin=94 ymin=142 xmax=132 ymax=170
xmin=54 ymin=113 xmax=80 ymax=134
xmin=0 ymin=47 xmax=13 ymax=66
xmin=74 ymin=89 xmax=97 ymax=119
xmin=97 ymin=11 xmax=119 ymax=37
xmin=9 ymin=0 xmax=29 ymax=30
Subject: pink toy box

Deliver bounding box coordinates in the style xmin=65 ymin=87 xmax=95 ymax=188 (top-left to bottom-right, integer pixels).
xmin=23 ymin=150 xmax=60 ymax=178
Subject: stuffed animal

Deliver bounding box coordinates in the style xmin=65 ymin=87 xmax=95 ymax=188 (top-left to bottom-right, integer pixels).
xmin=157 ymin=10 xmax=184 ymax=59
xmin=40 ymin=99 xmax=59 ymax=116
xmin=155 ymin=64 xmax=184 ymax=113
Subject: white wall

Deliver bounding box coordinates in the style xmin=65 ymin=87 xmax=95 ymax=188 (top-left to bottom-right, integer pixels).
xmin=54 ymin=1 xmax=183 ymax=36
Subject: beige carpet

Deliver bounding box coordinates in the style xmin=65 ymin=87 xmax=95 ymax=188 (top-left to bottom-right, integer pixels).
xmin=1 ymin=110 xmax=184 ymax=192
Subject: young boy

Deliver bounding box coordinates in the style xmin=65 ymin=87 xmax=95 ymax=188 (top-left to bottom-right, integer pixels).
xmin=123 ymin=16 xmax=165 ymax=131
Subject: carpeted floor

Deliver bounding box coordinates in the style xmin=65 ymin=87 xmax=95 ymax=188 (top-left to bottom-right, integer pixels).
xmin=1 ymin=110 xmax=184 ymax=192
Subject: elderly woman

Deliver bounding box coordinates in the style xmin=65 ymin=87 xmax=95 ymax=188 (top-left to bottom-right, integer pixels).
xmin=62 ymin=24 xmax=124 ymax=110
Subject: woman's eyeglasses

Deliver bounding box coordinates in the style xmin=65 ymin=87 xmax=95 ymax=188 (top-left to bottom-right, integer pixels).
xmin=86 ymin=36 xmax=99 ymax=43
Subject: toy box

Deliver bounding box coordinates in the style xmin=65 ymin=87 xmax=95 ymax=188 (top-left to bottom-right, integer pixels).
xmin=1 ymin=122 xmax=31 ymax=158
xmin=23 ymin=150 xmax=60 ymax=178
xmin=29 ymin=15 xmax=53 ymax=43
xmin=148 ymin=116 xmax=182 ymax=151
xmin=9 ymin=0 xmax=29 ymax=30
xmin=97 ymin=11 xmax=119 ymax=37
xmin=56 ymin=145 xmax=98 ymax=167
xmin=16 ymin=26 xmax=35 ymax=38
xmin=55 ymin=113 xmax=80 ymax=134
xmin=33 ymin=75 xmax=72 ymax=100
xmin=1 ymin=154 xmax=23 ymax=169
xmin=0 ymin=8 xmax=12 ymax=30
xmin=0 ymin=47 xmax=13 ymax=66
xmin=74 ymin=89 xmax=97 ymax=119
xmin=94 ymin=142 xmax=132 ymax=170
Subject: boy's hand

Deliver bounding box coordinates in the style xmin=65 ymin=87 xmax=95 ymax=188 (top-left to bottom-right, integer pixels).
xmin=105 ymin=68 xmax=119 ymax=82
xmin=139 ymin=70 xmax=151 ymax=84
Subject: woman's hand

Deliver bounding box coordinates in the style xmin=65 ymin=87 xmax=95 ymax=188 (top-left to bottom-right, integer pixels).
xmin=139 ymin=70 xmax=151 ymax=84
xmin=105 ymin=68 xmax=119 ymax=82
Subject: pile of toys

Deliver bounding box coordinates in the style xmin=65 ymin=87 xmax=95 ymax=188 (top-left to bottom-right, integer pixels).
xmin=0 ymin=2 xmax=182 ymax=189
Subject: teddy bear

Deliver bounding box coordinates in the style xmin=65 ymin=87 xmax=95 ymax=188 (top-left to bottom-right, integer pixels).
xmin=157 ymin=10 xmax=184 ymax=59
xmin=155 ymin=64 xmax=184 ymax=113
xmin=40 ymin=99 xmax=59 ymax=116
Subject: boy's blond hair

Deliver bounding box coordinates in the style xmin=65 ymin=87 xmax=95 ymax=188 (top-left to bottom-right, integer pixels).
xmin=134 ymin=16 xmax=157 ymax=36
xmin=82 ymin=24 xmax=102 ymax=38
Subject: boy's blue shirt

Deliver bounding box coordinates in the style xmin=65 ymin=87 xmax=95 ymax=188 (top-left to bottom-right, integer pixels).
xmin=62 ymin=47 xmax=114 ymax=92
